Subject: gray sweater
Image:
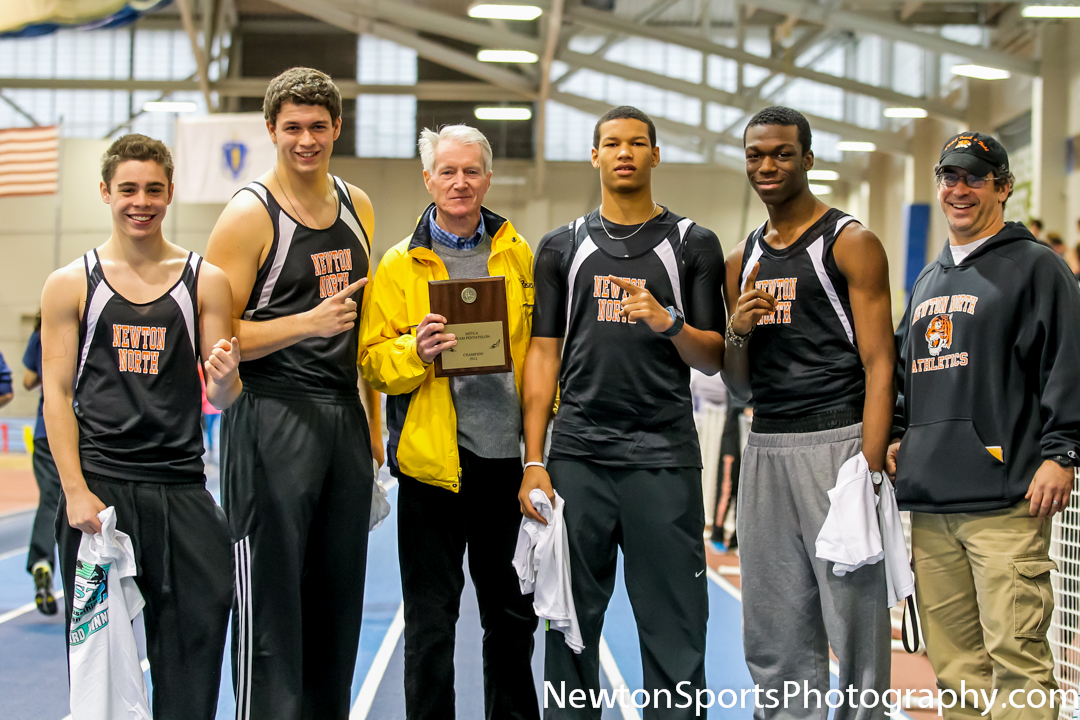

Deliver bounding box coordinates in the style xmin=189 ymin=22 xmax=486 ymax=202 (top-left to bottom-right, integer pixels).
xmin=432 ymin=236 xmax=522 ymax=459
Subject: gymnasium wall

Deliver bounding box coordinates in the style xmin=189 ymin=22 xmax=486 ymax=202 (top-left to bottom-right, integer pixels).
xmin=0 ymin=138 xmax=875 ymax=420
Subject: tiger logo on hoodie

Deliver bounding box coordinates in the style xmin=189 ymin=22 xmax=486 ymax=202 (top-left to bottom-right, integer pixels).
xmin=925 ymin=314 xmax=953 ymax=357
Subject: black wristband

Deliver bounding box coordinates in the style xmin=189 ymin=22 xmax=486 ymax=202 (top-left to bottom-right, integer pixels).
xmin=660 ymin=306 xmax=684 ymax=338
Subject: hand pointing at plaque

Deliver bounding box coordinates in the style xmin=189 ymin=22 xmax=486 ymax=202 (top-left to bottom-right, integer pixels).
xmin=416 ymin=313 xmax=457 ymax=363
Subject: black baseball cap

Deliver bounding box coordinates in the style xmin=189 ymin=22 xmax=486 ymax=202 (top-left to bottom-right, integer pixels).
xmin=938 ymin=132 xmax=1009 ymax=178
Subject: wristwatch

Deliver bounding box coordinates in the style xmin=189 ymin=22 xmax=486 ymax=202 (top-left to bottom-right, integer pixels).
xmin=660 ymin=305 xmax=685 ymax=337
xmin=1048 ymin=452 xmax=1080 ymax=468
xmin=870 ymin=470 xmax=885 ymax=486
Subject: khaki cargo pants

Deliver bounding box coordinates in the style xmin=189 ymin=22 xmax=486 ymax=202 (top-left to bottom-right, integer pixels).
xmin=912 ymin=501 xmax=1059 ymax=719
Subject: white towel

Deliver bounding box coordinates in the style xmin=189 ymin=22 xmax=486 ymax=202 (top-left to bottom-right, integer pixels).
xmin=877 ymin=471 xmax=915 ymax=608
xmin=512 ymin=489 xmax=584 ymax=653
xmin=69 ymin=507 xmax=150 ymax=720
xmin=817 ymin=452 xmax=883 ymax=573
xmin=816 ymin=452 xmax=914 ymax=608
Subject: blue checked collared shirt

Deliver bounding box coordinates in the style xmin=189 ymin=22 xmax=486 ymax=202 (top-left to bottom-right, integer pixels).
xmin=429 ymin=210 xmax=486 ymax=251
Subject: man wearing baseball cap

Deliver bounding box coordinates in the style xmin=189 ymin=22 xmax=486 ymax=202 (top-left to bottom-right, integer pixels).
xmin=888 ymin=131 xmax=1080 ymax=717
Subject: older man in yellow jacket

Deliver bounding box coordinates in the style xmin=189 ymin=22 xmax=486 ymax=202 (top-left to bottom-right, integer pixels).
xmin=359 ymin=124 xmax=538 ymax=720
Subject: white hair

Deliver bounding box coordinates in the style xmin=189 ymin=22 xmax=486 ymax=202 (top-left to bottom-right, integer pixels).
xmin=418 ymin=125 xmax=493 ymax=176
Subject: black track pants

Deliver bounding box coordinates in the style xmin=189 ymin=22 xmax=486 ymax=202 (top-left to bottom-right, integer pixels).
xmin=56 ymin=473 xmax=232 ymax=720
xmin=221 ymin=390 xmax=374 ymax=720
xmin=28 ymin=437 xmax=62 ymax=573
xmin=544 ymin=459 xmax=708 ymax=720
xmin=397 ymin=448 xmax=540 ymax=720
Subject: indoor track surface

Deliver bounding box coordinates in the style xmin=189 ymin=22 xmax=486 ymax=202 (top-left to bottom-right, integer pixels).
xmin=0 ymin=460 xmax=902 ymax=720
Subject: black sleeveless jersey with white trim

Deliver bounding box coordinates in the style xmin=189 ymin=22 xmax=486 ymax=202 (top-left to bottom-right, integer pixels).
xmin=739 ymin=207 xmax=865 ymax=418
xmin=532 ymin=208 xmax=726 ymax=468
xmin=238 ymin=176 xmax=370 ymax=399
xmin=74 ymin=249 xmax=204 ymax=481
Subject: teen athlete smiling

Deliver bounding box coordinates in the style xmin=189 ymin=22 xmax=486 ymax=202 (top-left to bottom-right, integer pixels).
xmin=42 ymin=134 xmax=240 ymax=720
xmin=521 ymin=106 xmax=725 ymax=718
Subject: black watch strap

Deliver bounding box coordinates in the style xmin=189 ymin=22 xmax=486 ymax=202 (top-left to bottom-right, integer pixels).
xmin=1049 ymin=452 xmax=1080 ymax=468
xmin=660 ymin=306 xmax=684 ymax=338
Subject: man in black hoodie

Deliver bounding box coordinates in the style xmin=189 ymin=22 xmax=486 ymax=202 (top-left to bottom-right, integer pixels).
xmin=889 ymin=132 xmax=1080 ymax=717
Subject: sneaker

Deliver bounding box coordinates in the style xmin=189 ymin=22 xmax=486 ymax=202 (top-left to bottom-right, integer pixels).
xmin=32 ymin=562 xmax=58 ymax=616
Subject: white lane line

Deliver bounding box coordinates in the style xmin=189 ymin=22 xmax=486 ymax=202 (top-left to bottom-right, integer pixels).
xmin=350 ymin=601 xmax=406 ymax=720
xmin=598 ymin=635 xmax=641 ymax=720
xmin=704 ymin=567 xmax=912 ymax=720
xmin=706 ymin=566 xmax=741 ymax=600
xmin=0 ymin=545 xmax=30 ymax=562
xmin=0 ymin=588 xmax=64 ymax=625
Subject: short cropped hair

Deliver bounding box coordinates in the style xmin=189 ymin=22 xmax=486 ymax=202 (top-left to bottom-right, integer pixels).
xmin=593 ymin=106 xmax=656 ymax=148
xmin=263 ymin=67 xmax=342 ymax=126
xmin=101 ymin=134 xmax=174 ymax=187
xmin=744 ymin=106 xmax=813 ymax=155
xmin=418 ymin=125 xmax=493 ymax=175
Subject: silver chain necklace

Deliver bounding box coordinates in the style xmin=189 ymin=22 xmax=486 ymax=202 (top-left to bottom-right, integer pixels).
xmin=598 ymin=203 xmax=659 ymax=241
xmin=274 ymin=166 xmax=332 ymax=228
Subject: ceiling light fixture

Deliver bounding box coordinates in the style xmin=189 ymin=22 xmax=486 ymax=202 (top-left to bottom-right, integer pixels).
xmin=478 ymin=49 xmax=539 ymax=63
xmin=474 ymin=107 xmax=533 ymax=120
xmin=1022 ymin=4 xmax=1080 ymax=16
xmin=883 ymin=107 xmax=929 ymax=118
xmin=809 ymin=184 xmax=833 ymax=195
xmin=836 ymin=141 xmax=876 ymax=152
xmin=807 ymin=170 xmax=840 ymax=181
xmin=951 ymin=64 xmax=1011 ymax=80
xmin=468 ymin=4 xmax=543 ymax=20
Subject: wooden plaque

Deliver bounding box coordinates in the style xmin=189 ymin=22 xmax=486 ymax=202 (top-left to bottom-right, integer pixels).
xmin=429 ymin=276 xmax=512 ymax=377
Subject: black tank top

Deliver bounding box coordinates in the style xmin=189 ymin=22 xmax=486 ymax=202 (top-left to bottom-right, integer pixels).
xmin=551 ymin=209 xmax=702 ymax=467
xmin=74 ymin=249 xmax=204 ymax=482
xmin=739 ymin=207 xmax=865 ymax=419
xmin=238 ymin=176 xmax=370 ymax=400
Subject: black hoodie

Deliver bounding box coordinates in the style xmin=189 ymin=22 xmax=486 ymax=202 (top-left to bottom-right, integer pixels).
xmin=893 ymin=222 xmax=1080 ymax=513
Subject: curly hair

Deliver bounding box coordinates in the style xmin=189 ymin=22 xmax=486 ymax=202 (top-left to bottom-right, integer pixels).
xmin=101 ymin=134 xmax=173 ymax=187
xmin=263 ymin=67 xmax=342 ymax=126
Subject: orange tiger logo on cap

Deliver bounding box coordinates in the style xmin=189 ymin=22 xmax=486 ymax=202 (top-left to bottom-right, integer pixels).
xmin=925 ymin=314 xmax=953 ymax=357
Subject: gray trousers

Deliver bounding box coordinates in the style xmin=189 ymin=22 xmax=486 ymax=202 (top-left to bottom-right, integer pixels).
xmin=738 ymin=423 xmax=891 ymax=720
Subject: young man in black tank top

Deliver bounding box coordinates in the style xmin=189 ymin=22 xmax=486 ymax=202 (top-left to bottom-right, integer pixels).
xmin=724 ymin=107 xmax=895 ymax=718
xmin=521 ymin=106 xmax=726 ymax=717
xmin=205 ymin=67 xmax=381 ymax=720
xmin=40 ymin=134 xmax=241 ymax=719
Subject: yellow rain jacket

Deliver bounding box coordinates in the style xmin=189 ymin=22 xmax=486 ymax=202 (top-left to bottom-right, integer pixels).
xmin=359 ymin=204 xmax=534 ymax=491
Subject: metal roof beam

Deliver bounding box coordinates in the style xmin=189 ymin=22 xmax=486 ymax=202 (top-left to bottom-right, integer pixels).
xmin=0 ymin=77 xmax=526 ymax=101
xmin=565 ymin=4 xmax=964 ymax=122
xmin=739 ymin=0 xmax=1037 ymax=75
xmin=265 ymin=0 xmax=536 ymax=97
xmin=559 ymin=48 xmax=909 ymax=153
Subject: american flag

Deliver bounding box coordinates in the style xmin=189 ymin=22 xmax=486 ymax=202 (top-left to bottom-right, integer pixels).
xmin=0 ymin=126 xmax=59 ymax=197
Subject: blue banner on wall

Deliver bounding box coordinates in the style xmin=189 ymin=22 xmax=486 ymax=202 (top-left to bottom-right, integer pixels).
xmin=903 ymin=203 xmax=931 ymax=296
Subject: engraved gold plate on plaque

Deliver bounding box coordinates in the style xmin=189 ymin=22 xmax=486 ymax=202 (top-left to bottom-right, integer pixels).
xmin=439 ymin=321 xmax=506 ymax=370
xmin=429 ymin=276 xmax=512 ymax=377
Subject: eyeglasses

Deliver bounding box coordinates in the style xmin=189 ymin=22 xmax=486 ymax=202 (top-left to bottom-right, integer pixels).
xmin=936 ymin=171 xmax=995 ymax=189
